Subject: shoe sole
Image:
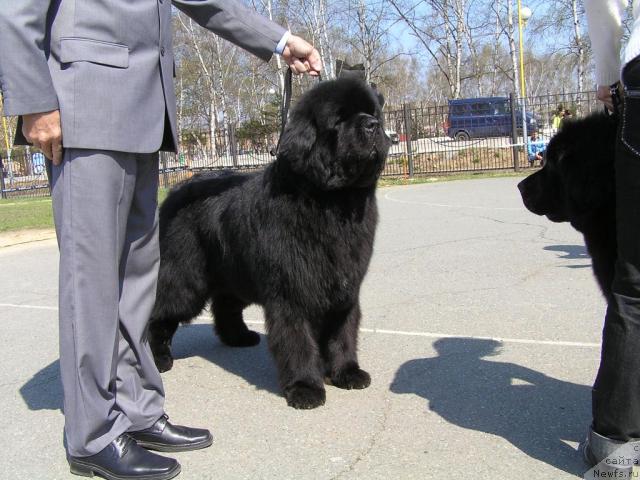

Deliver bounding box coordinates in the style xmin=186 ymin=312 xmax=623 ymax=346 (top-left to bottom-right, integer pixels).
xmin=134 ymin=435 xmax=213 ymax=453
xmin=69 ymin=460 xmax=181 ymax=480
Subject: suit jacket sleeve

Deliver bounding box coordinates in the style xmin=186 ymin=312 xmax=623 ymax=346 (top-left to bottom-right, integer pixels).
xmin=171 ymin=0 xmax=287 ymax=62
xmin=0 ymin=0 xmax=59 ymax=116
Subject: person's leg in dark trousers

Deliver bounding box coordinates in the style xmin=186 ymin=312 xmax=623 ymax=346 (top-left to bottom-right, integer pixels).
xmin=585 ymin=57 xmax=640 ymax=470
xmin=51 ymin=149 xmax=165 ymax=458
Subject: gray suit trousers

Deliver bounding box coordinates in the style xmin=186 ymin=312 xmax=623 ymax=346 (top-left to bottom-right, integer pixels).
xmin=51 ymin=149 xmax=165 ymax=457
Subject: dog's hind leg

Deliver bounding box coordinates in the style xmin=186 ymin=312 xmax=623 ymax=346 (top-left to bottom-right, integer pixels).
xmin=322 ymin=303 xmax=371 ymax=390
xmin=148 ymin=255 xmax=210 ymax=372
xmin=211 ymin=294 xmax=260 ymax=347
xmin=147 ymin=319 xmax=181 ymax=372
xmin=265 ymin=304 xmax=326 ymax=409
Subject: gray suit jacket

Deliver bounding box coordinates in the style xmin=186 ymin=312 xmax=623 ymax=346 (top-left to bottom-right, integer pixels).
xmin=0 ymin=0 xmax=286 ymax=153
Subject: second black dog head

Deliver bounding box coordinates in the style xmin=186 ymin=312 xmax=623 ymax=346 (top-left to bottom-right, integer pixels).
xmin=518 ymin=113 xmax=616 ymax=231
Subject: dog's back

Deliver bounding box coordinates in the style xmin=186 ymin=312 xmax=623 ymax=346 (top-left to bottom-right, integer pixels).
xmin=159 ymin=171 xmax=251 ymax=236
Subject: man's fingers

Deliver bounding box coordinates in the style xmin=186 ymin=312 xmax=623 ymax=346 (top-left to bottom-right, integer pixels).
xmin=596 ymin=85 xmax=615 ymax=111
xmin=292 ymin=58 xmax=306 ymax=74
xmin=307 ymin=50 xmax=322 ymax=73
xmin=39 ymin=139 xmax=54 ymax=161
xmin=282 ymin=35 xmax=322 ymax=76
xmin=22 ymin=110 xmax=63 ymax=161
xmin=52 ymin=140 xmax=64 ymax=166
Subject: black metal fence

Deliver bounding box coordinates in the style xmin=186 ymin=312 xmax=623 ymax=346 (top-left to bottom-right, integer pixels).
xmin=0 ymin=90 xmax=602 ymax=199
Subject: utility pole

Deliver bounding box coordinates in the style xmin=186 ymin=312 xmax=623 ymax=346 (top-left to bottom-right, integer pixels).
xmin=0 ymin=94 xmax=11 ymax=198
xmin=0 ymin=94 xmax=11 ymax=157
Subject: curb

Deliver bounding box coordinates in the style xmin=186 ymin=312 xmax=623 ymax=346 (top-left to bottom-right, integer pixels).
xmin=0 ymin=229 xmax=57 ymax=248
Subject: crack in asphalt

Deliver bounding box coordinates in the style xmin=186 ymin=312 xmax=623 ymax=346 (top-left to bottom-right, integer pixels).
xmin=329 ymin=395 xmax=392 ymax=480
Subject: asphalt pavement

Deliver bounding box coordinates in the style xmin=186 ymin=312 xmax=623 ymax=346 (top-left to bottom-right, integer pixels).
xmin=0 ymin=176 xmax=606 ymax=479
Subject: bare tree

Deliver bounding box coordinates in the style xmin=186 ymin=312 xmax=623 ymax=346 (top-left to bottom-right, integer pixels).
xmin=175 ymin=14 xmax=220 ymax=156
xmin=388 ymin=0 xmax=474 ymax=98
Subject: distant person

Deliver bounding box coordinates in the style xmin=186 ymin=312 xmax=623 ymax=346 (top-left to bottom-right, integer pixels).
xmin=527 ymin=131 xmax=546 ymax=166
xmin=552 ymin=106 xmax=564 ymax=131
xmin=561 ymin=109 xmax=573 ymax=128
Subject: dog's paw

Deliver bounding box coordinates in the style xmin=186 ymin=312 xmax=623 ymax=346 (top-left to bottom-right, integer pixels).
xmin=285 ymin=383 xmax=326 ymax=409
xmin=219 ymin=329 xmax=261 ymax=348
xmin=331 ymin=367 xmax=371 ymax=390
xmin=154 ymin=353 xmax=174 ymax=373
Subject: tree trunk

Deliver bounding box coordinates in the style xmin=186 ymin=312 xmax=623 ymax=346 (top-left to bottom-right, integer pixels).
xmin=572 ymin=0 xmax=585 ymax=110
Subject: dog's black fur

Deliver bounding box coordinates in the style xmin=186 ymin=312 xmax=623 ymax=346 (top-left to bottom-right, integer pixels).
xmin=518 ymin=112 xmax=617 ymax=299
xmin=148 ymin=78 xmax=390 ymax=409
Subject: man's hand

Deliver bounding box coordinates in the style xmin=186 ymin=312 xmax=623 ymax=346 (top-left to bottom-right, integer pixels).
xmin=597 ymin=84 xmax=616 ymax=112
xmin=282 ymin=35 xmax=322 ymax=76
xmin=22 ymin=110 xmax=63 ymax=165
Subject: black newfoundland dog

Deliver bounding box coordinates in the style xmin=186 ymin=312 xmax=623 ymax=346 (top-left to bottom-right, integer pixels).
xmin=518 ymin=112 xmax=617 ymax=298
xmin=148 ymin=78 xmax=390 ymax=409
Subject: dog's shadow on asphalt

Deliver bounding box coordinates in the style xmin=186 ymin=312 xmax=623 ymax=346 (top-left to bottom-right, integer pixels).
xmin=169 ymin=323 xmax=280 ymax=394
xmin=544 ymin=244 xmax=592 ymax=269
xmin=391 ymin=337 xmax=591 ymax=478
xmin=19 ymin=324 xmax=280 ymax=412
xmin=20 ymin=360 xmax=64 ymax=411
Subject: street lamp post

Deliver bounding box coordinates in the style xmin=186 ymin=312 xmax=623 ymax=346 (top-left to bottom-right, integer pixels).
xmin=517 ymin=3 xmax=532 ymax=162
xmin=0 ymin=94 xmax=13 ymax=193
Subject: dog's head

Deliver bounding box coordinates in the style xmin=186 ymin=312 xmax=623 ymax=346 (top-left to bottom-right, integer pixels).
xmin=276 ymin=78 xmax=390 ymax=190
xmin=517 ymin=113 xmax=616 ymax=230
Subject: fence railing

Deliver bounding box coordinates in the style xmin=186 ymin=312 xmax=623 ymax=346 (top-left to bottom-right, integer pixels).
xmin=0 ymin=90 xmax=602 ymax=199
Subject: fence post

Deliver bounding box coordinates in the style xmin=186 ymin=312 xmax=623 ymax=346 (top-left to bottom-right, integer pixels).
xmin=160 ymin=152 xmax=169 ymax=189
xmin=509 ymin=93 xmax=520 ymax=172
xmin=230 ymin=124 xmax=238 ymax=168
xmin=402 ymin=103 xmax=414 ymax=177
xmin=0 ymin=158 xmax=6 ymax=199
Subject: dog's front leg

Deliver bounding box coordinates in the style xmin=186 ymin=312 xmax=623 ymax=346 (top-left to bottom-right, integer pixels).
xmin=324 ymin=303 xmax=371 ymax=390
xmin=265 ymin=305 xmax=326 ymax=409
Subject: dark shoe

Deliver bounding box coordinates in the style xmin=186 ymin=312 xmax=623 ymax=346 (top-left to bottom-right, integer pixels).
xmin=68 ymin=434 xmax=180 ymax=480
xmin=129 ymin=414 xmax=213 ymax=452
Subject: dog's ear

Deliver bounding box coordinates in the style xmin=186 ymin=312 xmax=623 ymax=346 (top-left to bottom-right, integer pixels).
xmin=561 ymin=116 xmax=616 ymax=219
xmin=565 ymin=159 xmax=614 ymax=220
xmin=278 ymin=112 xmax=317 ymax=164
xmin=368 ymin=83 xmax=385 ymax=109
xmin=277 ymin=111 xmax=341 ymax=189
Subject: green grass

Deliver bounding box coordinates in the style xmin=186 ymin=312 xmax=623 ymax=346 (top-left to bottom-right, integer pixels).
xmin=0 ymin=171 xmax=530 ymax=233
xmin=158 ymin=188 xmax=169 ymax=204
xmin=0 ymin=197 xmax=54 ymax=232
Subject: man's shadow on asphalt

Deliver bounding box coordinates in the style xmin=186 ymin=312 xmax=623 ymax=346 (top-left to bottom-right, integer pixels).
xmin=19 ymin=323 xmax=279 ymax=412
xmin=390 ymin=337 xmax=591 ymax=477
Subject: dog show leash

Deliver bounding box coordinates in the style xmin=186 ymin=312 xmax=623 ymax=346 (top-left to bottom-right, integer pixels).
xmin=270 ymin=68 xmax=294 ymax=158
xmin=270 ymin=68 xmax=324 ymax=158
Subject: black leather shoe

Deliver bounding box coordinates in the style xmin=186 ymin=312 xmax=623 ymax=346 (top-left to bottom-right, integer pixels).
xmin=67 ymin=434 xmax=180 ymax=480
xmin=129 ymin=414 xmax=213 ymax=452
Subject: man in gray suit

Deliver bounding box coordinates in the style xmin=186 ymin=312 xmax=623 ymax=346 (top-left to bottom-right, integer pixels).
xmin=0 ymin=1 xmax=321 ymax=479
